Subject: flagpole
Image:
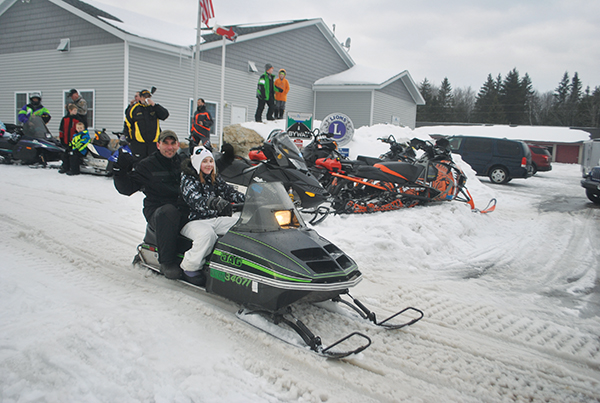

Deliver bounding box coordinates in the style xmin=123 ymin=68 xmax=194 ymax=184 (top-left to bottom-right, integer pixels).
xmin=193 ymin=1 xmax=202 ymax=106
xmin=218 ymin=36 xmax=226 ymax=149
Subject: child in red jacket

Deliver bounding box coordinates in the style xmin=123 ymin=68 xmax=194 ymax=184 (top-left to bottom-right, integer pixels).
xmin=58 ymin=104 xmax=80 ymax=174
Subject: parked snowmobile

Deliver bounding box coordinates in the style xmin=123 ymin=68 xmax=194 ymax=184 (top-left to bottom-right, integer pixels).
xmin=78 ymin=129 xmax=124 ymax=176
xmin=0 ymin=115 xmax=64 ymax=165
xmin=134 ymin=181 xmax=423 ymax=358
xmin=214 ymin=130 xmax=330 ymax=223
xmin=306 ymin=133 xmax=491 ymax=214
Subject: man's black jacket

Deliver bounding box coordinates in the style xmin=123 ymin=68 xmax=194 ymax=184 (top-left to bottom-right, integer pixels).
xmin=114 ymin=151 xmax=186 ymax=221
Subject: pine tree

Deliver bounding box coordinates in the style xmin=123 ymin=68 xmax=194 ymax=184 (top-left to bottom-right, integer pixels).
xmin=521 ymin=73 xmax=535 ymax=125
xmin=437 ymin=77 xmax=454 ymax=122
xmin=473 ymin=74 xmax=504 ymax=123
xmin=568 ymin=72 xmax=582 ymax=125
xmin=417 ymin=78 xmax=436 ymax=122
xmin=499 ymin=68 xmax=528 ymax=124
xmin=552 ymin=72 xmax=571 ymax=125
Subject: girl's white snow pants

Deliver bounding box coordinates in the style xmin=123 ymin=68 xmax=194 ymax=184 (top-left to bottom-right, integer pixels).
xmin=179 ymin=216 xmax=238 ymax=272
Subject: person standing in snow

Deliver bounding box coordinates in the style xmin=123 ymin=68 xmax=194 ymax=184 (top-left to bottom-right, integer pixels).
xmin=66 ymin=121 xmax=91 ymax=176
xmin=254 ymin=63 xmax=280 ymax=122
xmin=178 ymin=146 xmax=245 ymax=286
xmin=18 ymin=92 xmax=51 ymax=124
xmin=125 ymin=89 xmax=170 ymax=161
xmin=113 ymin=130 xmax=187 ymax=280
xmin=66 ymin=89 xmax=88 ymax=128
xmin=273 ymin=68 xmax=290 ymax=120
xmin=189 ymin=98 xmax=213 ymax=149
xmin=58 ymin=104 xmax=81 ymax=174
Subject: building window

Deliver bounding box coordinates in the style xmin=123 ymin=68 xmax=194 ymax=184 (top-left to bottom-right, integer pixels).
xmin=64 ymin=89 xmax=95 ymax=128
xmin=14 ymin=91 xmax=41 ymax=124
xmin=188 ymin=98 xmax=218 ymax=138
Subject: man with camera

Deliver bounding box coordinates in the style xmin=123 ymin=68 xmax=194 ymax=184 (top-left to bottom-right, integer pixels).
xmin=125 ymin=88 xmax=170 ymax=160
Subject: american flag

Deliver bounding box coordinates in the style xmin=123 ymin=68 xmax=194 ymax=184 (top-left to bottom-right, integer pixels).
xmin=200 ymin=0 xmax=215 ymax=27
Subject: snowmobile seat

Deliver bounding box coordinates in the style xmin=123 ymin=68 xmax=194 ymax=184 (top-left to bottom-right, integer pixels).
xmin=356 ymin=155 xmax=381 ymax=165
xmin=143 ymin=224 xmax=192 ymax=254
xmin=373 ymin=162 xmax=425 ymax=183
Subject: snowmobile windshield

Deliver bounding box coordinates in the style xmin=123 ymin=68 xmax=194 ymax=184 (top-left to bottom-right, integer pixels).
xmin=234 ymin=182 xmax=306 ymax=232
xmin=271 ymin=131 xmax=308 ymax=172
xmin=22 ymin=115 xmax=52 ymax=140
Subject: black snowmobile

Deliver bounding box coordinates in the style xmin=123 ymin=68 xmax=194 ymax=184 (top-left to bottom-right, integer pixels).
xmin=218 ymin=130 xmax=328 ymax=203
xmin=210 ymin=129 xmax=331 ymax=224
xmin=134 ymin=181 xmax=423 ymax=358
xmin=0 ymin=115 xmax=64 ymax=165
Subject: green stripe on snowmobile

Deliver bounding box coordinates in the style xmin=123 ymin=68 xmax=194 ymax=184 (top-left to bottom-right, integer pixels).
xmin=228 ymin=231 xmax=312 ymax=275
xmin=212 ymin=249 xmax=311 ymax=283
xmin=219 ymin=231 xmax=357 ymax=280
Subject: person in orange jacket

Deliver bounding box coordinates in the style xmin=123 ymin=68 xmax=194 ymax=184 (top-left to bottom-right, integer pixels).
xmin=190 ymin=98 xmax=213 ymax=149
xmin=274 ymin=69 xmax=290 ymax=120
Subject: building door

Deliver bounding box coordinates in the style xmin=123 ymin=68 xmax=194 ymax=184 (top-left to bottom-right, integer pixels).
xmin=555 ymin=144 xmax=580 ymax=163
xmin=231 ymin=105 xmax=246 ymax=125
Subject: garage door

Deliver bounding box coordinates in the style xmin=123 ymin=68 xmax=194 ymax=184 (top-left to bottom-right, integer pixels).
xmin=554 ymin=144 xmax=580 ymax=163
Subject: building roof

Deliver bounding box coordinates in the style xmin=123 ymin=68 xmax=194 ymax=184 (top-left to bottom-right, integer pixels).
xmin=12 ymin=0 xmax=352 ymax=66
xmin=313 ymin=65 xmax=426 ymax=105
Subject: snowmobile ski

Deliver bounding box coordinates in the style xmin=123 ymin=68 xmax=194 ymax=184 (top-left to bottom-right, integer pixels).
xmin=333 ymin=292 xmax=424 ymax=329
xmin=236 ymin=307 xmax=372 ymax=359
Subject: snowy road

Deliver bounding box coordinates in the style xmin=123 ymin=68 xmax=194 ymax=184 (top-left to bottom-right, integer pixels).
xmin=1 ymin=158 xmax=599 ymax=402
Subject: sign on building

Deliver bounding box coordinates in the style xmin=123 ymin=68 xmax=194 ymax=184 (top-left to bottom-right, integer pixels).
xmin=286 ymin=113 xmax=313 ymax=138
xmin=319 ymin=113 xmax=355 ymax=146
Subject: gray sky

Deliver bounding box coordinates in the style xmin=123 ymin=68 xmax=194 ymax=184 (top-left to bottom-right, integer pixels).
xmin=94 ymin=0 xmax=600 ymax=94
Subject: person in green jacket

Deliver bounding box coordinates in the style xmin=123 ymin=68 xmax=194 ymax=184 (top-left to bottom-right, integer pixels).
xmin=254 ymin=63 xmax=280 ymax=122
xmin=66 ymin=122 xmax=90 ymax=176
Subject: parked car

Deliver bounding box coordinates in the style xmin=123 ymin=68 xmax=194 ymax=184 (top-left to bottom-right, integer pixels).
xmin=581 ymin=166 xmax=600 ymax=204
xmin=528 ymin=144 xmax=552 ymax=174
xmin=447 ymin=135 xmax=533 ymax=184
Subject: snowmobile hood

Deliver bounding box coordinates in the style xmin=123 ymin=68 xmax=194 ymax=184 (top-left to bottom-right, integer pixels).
xmin=210 ymin=228 xmax=361 ymax=290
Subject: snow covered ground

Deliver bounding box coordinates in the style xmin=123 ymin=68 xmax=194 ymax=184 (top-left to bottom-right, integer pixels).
xmin=1 ymin=122 xmax=599 ymax=402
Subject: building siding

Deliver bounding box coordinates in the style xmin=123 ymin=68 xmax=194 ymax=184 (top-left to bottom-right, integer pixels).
xmin=379 ymin=78 xmax=414 ymax=103
xmin=0 ymin=0 xmax=121 ymax=54
xmin=0 ymin=43 xmax=125 ymax=133
xmin=314 ymin=91 xmax=372 ymax=129
xmin=200 ymin=25 xmax=349 ymax=90
xmin=373 ymin=90 xmax=417 ymax=128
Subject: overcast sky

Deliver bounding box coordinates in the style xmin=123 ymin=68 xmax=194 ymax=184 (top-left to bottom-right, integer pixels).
xmin=93 ymin=0 xmax=600 ymax=94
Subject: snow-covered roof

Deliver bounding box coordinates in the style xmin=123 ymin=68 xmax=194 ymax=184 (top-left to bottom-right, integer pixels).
xmin=313 ymin=65 xmax=425 ymax=105
xmin=41 ymin=0 xmax=353 ymax=65
xmin=413 ymin=125 xmax=591 ymax=144
xmin=85 ymin=0 xmax=197 ymax=47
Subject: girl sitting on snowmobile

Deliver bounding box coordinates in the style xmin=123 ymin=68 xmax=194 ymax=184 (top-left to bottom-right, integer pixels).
xmin=179 ymin=146 xmax=245 ymax=286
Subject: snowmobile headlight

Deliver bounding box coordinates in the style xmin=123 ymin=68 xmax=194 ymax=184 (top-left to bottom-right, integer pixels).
xmin=274 ymin=209 xmax=300 ymax=229
xmin=274 ymin=210 xmax=292 ymax=227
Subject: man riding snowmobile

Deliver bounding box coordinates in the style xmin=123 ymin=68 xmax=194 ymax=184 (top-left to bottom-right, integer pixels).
xmin=18 ymin=92 xmax=51 ymax=124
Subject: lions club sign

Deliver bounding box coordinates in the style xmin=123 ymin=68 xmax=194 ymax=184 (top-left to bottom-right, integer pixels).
xmin=319 ymin=113 xmax=354 ymax=146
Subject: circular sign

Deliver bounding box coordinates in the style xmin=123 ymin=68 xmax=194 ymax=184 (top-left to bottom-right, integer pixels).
xmin=319 ymin=113 xmax=354 ymax=146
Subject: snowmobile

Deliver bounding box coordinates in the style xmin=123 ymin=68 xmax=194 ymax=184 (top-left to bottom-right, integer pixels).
xmin=79 ymin=129 xmax=126 ymax=176
xmin=133 ymin=181 xmax=423 ymax=358
xmin=305 ymin=132 xmax=493 ymax=214
xmin=213 ymin=129 xmax=330 ymax=223
xmin=0 ymin=115 xmax=64 ymax=166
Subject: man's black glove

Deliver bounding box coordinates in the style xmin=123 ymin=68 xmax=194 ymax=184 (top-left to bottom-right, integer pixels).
xmin=208 ymin=196 xmax=232 ymax=216
xmin=114 ymin=149 xmax=135 ymax=174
